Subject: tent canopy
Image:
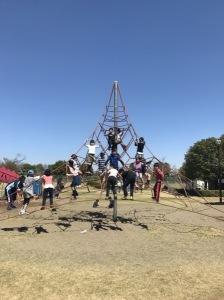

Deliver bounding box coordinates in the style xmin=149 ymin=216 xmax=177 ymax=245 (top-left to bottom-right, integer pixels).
xmin=0 ymin=167 xmax=19 ymax=183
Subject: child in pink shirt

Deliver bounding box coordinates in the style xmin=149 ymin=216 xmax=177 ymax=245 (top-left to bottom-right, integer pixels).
xmin=41 ymin=169 xmax=54 ymax=210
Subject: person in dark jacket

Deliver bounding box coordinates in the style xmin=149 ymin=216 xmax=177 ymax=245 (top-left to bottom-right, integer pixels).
xmin=5 ymin=176 xmax=25 ymax=210
xmin=105 ymin=128 xmax=115 ymax=150
xmin=119 ymin=167 xmax=136 ymax=200
xmin=97 ymin=152 xmax=106 ymax=173
xmin=135 ymin=137 xmax=145 ymax=158
xmin=105 ymin=149 xmax=124 ymax=170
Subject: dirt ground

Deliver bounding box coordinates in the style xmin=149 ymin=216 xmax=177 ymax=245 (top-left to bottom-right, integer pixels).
xmin=1 ymin=187 xmax=224 ymax=300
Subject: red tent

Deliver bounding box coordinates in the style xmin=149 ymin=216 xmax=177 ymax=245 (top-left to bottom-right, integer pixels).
xmin=0 ymin=167 xmax=19 ymax=183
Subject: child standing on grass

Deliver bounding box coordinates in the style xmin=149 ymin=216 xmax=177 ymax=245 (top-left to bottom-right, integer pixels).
xmin=66 ymin=159 xmax=82 ymax=199
xmin=152 ymin=163 xmax=164 ymax=202
xmin=41 ymin=169 xmax=54 ymax=210
xmin=106 ymin=165 xmax=119 ymax=208
xmin=20 ymin=170 xmax=40 ymax=215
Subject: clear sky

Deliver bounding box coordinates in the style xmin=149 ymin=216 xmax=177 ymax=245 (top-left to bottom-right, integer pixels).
xmin=0 ymin=0 xmax=224 ymax=167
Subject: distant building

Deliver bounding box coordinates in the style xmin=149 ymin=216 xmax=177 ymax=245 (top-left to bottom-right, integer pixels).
xmin=193 ymin=179 xmax=205 ymax=190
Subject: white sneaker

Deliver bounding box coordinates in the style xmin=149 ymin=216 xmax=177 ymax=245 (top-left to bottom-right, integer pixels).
xmin=19 ymin=209 xmax=25 ymax=215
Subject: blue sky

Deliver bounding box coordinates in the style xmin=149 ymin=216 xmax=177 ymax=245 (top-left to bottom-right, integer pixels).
xmin=0 ymin=0 xmax=224 ymax=167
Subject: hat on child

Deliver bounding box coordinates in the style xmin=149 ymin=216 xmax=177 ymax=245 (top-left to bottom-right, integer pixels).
xmin=27 ymin=170 xmax=34 ymax=176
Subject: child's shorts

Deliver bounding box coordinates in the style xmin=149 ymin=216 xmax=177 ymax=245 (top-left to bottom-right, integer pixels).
xmin=71 ymin=176 xmax=81 ymax=187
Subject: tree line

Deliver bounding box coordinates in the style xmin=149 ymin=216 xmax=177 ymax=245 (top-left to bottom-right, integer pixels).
xmin=0 ymin=155 xmax=66 ymax=177
xmin=1 ymin=134 xmax=223 ymax=189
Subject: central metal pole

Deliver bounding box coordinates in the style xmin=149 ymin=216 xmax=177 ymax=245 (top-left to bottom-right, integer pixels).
xmin=114 ymin=81 xmax=118 ymax=129
xmin=113 ymin=81 xmax=118 ymax=221
xmin=218 ymin=143 xmax=223 ymax=203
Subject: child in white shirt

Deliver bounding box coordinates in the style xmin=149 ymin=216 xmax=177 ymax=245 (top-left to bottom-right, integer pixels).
xmin=85 ymin=139 xmax=99 ymax=173
xmin=106 ymin=166 xmax=119 ymax=208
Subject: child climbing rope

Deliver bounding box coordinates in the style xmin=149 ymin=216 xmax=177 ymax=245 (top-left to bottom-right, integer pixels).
xmin=152 ymin=163 xmax=164 ymax=202
xmin=85 ymin=139 xmax=99 ymax=173
xmin=105 ymin=128 xmax=115 ymax=150
xmin=113 ymin=128 xmax=127 ymax=151
xmin=135 ymin=137 xmax=145 ymax=158
xmin=97 ymin=152 xmax=106 ymax=173
xmin=105 ymin=148 xmax=124 ymax=170
xmin=133 ymin=157 xmax=146 ymax=191
xmin=20 ymin=170 xmax=40 ymax=215
xmin=40 ymin=169 xmax=54 ymax=210
xmin=70 ymin=154 xmax=79 ymax=169
xmin=133 ymin=157 xmax=145 ymax=180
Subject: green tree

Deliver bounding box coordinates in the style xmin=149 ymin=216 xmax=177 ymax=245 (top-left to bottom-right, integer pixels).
xmin=19 ymin=163 xmax=45 ymax=175
xmin=34 ymin=164 xmax=45 ymax=174
xmin=181 ymin=136 xmax=224 ymax=188
xmin=21 ymin=163 xmax=34 ymax=174
xmin=48 ymin=160 xmax=66 ymax=177
xmin=162 ymin=162 xmax=171 ymax=176
xmin=0 ymin=154 xmax=25 ymax=173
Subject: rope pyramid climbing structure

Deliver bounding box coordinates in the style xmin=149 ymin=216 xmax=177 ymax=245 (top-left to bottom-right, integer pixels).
xmin=71 ymin=80 xmax=163 ymax=221
xmin=1 ymin=82 xmax=224 ymax=226
xmin=75 ymin=81 xmax=159 ymax=169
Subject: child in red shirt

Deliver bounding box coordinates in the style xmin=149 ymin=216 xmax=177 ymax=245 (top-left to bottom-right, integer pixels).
xmin=152 ymin=163 xmax=164 ymax=202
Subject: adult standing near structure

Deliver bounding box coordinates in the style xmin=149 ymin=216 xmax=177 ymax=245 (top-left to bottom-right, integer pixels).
xmin=152 ymin=163 xmax=164 ymax=202
xmin=119 ymin=167 xmax=136 ymax=200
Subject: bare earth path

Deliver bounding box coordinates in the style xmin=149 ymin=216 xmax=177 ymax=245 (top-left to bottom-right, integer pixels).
xmin=0 ymin=189 xmax=224 ymax=300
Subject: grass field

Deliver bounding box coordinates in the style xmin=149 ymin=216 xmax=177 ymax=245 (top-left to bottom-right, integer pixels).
xmin=0 ymin=187 xmax=224 ymax=299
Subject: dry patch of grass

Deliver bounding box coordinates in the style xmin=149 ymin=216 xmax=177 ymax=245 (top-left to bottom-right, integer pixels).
xmin=1 ymin=190 xmax=224 ymax=299
xmin=1 ymin=261 xmax=224 ymax=300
